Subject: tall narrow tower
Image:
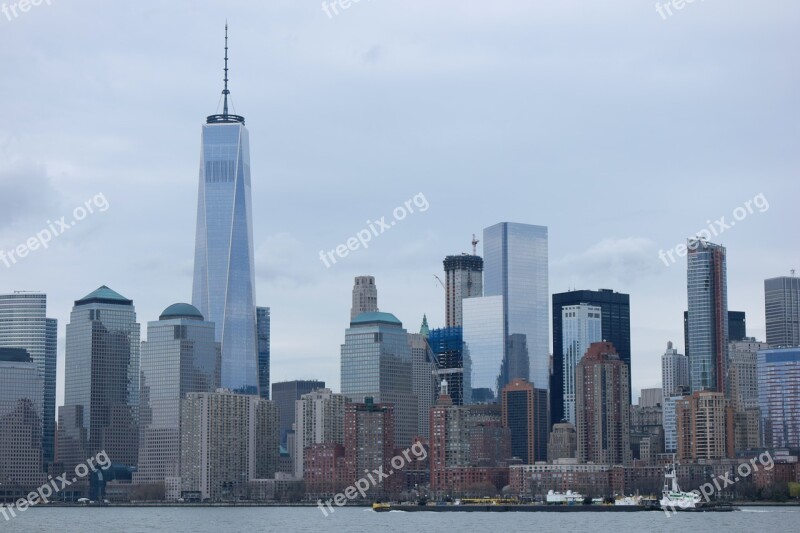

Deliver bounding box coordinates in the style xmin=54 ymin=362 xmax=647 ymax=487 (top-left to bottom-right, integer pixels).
xmin=192 ymin=25 xmax=258 ymax=394
xmin=350 ymin=276 xmax=378 ymax=320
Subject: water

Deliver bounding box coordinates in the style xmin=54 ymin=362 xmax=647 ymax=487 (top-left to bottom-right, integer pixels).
xmin=2 ymin=506 xmax=797 ymax=532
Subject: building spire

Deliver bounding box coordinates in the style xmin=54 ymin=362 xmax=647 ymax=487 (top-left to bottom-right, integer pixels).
xmin=207 ymin=22 xmax=245 ymax=125
xmin=223 ymin=22 xmax=230 ymax=117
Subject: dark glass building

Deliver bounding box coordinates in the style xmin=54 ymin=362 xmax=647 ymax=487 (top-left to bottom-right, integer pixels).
xmin=257 ymin=307 xmax=270 ymax=400
xmin=683 ymin=310 xmax=746 ymax=357
xmin=272 ymin=380 xmax=325 ymax=446
xmin=551 ymin=289 xmax=631 ymax=427
xmin=501 ymin=379 xmax=548 ymax=464
xmin=428 ymin=327 xmax=467 ymax=406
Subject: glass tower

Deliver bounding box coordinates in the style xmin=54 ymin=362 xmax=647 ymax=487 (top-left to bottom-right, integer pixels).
xmin=687 ymin=239 xmax=728 ymax=393
xmin=340 ymin=312 xmax=417 ymax=448
xmin=764 ymin=276 xmax=800 ymax=347
xmin=757 ymin=347 xmax=800 ymax=448
xmin=561 ymin=304 xmax=602 ymax=425
xmin=462 ymin=295 xmax=504 ymax=403
xmin=483 ymin=222 xmax=550 ymax=392
xmin=61 ymin=286 xmax=140 ymax=468
xmin=192 ymin=27 xmax=258 ymax=395
xmin=136 ymin=303 xmax=220 ymax=483
xmin=256 ymin=307 xmax=271 ymax=400
xmin=0 ymin=292 xmax=57 ymax=467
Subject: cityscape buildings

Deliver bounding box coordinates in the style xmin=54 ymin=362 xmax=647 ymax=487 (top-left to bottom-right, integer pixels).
xmin=661 ymin=341 xmax=689 ymax=398
xmin=501 ymin=379 xmax=548 ymax=464
xmin=350 ymin=276 xmax=378 ymax=320
xmin=757 ymin=347 xmax=800 ymax=448
xmin=443 ymin=254 xmax=483 ymax=328
xmin=257 ymin=307 xmax=271 ymax=400
xmin=560 ymin=303 xmax=602 ymax=425
xmin=272 ymin=380 xmax=325 ymax=446
xmin=675 ymin=390 xmax=734 ymax=461
xmin=551 ymin=289 xmax=631 ymax=426
xmin=764 ymin=275 xmax=800 ymax=347
xmin=293 ymin=388 xmax=347 ymax=479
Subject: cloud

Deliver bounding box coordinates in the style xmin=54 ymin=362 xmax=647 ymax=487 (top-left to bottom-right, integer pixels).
xmin=552 ymin=237 xmax=662 ymax=287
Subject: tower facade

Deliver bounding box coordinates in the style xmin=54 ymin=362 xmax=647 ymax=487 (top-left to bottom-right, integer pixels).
xmin=765 ymin=276 xmax=800 ymax=347
xmin=443 ymin=254 xmax=483 ymax=328
xmin=686 ymin=239 xmax=728 ymax=393
xmin=661 ymin=341 xmax=689 ymax=398
xmin=560 ymin=304 xmax=602 ymax=425
xmin=256 ymin=307 xmax=270 ymax=400
xmin=350 ymin=276 xmax=378 ymax=320
xmin=482 ymin=222 xmax=549 ymax=393
xmin=0 ymin=292 xmax=57 ymax=466
xmin=61 ymin=286 xmax=141 ymax=469
xmin=192 ymin=27 xmax=258 ymax=395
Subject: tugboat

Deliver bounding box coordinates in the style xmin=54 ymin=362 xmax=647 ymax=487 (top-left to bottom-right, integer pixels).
xmin=660 ymin=464 xmax=702 ymax=511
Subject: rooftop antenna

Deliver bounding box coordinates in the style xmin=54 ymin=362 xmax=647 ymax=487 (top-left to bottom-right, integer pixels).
xmin=223 ymin=22 xmax=230 ymax=117
xmin=472 ymin=234 xmax=479 ymax=256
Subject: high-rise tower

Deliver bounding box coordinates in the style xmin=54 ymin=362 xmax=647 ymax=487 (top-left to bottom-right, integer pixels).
xmin=192 ymin=25 xmax=258 ymax=394
xmin=443 ymin=254 xmax=483 ymax=328
xmin=350 ymin=276 xmax=378 ymax=320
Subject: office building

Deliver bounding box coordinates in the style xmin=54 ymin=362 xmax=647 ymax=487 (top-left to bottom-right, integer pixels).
xmin=757 ymin=347 xmax=800 ymax=448
xmin=343 ymin=399 xmax=398 ymax=497
xmin=443 ymin=254 xmax=483 ymax=328
xmin=428 ymin=326 xmax=468 ymax=406
xmin=661 ymin=341 xmax=689 ymax=398
xmin=0 ymin=292 xmax=57 ymax=466
xmin=686 ymin=239 xmax=728 ymax=393
xmin=575 ymin=342 xmax=631 ymax=465
xmin=293 ymin=388 xmax=347 ymax=479
xmin=662 ymin=386 xmax=689 ymax=453
xmin=683 ymin=310 xmax=746 ymax=355
xmin=341 ymin=312 xmax=417 ymax=448
xmin=191 ymin=27 xmax=258 ymax=395
xmin=257 ymin=307 xmax=270 ymax=400
xmin=59 ymin=286 xmax=140 ymax=470
xmin=639 ymin=388 xmax=663 ymax=408
xmin=675 ymin=391 xmax=734 ymax=461
xmin=462 ymin=295 xmax=504 ymax=403
xmin=272 ymin=380 xmax=325 ymax=446
xmin=552 ymin=289 xmax=631 ymax=426
xmin=136 ymin=304 xmax=220 ymax=483
xmin=501 ymin=379 xmax=548 ymax=464
xmin=547 ymin=421 xmax=577 ymax=461
xmin=350 ymin=276 xmax=378 ymax=320
xmin=0 ymin=348 xmax=46 ymax=490
xmin=764 ymin=276 xmax=800 ymax=347
xmin=180 ymin=391 xmax=279 ymax=501
xmin=482 ymin=222 xmax=549 ymax=394
xmin=560 ymin=304 xmax=602 ymax=425
xmin=410 ymin=331 xmax=438 ymax=439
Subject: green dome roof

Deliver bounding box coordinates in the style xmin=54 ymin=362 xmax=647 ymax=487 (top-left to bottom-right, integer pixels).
xmin=75 ymin=285 xmax=133 ymax=307
xmin=160 ymin=303 xmax=204 ymax=321
xmin=350 ymin=311 xmax=402 ymax=326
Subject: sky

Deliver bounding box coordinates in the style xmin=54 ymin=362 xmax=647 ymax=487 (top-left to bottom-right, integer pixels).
xmin=0 ymin=0 xmax=798 ymax=409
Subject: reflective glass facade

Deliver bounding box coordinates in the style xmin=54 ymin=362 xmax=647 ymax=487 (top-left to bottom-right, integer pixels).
xmin=192 ymin=122 xmax=258 ymax=394
xmin=462 ymin=295 xmax=504 ymax=403
xmin=429 ymin=326 xmax=467 ymax=406
xmin=757 ymin=347 xmax=800 ymax=448
xmin=136 ymin=306 xmax=220 ymax=482
xmin=0 ymin=292 xmax=56 ymax=466
xmin=257 ymin=307 xmax=270 ymax=400
xmin=687 ymin=240 xmax=728 ymax=393
xmin=764 ymin=276 xmax=800 ymax=347
xmin=340 ymin=313 xmax=417 ymax=448
xmin=561 ymin=304 xmax=602 ymax=425
xmin=483 ymin=222 xmax=549 ymax=392
xmin=62 ymin=286 xmax=140 ymax=468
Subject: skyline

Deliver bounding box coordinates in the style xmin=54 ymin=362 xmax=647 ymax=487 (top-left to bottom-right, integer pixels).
xmin=0 ymin=2 xmax=798 ymax=410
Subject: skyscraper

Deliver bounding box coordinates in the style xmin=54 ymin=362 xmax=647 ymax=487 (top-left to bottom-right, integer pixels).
xmin=462 ymin=295 xmax=504 ymax=403
xmin=764 ymin=275 xmax=800 ymax=347
xmin=661 ymin=341 xmax=689 ymax=398
xmin=501 ymin=379 xmax=548 ymax=464
xmin=575 ymin=341 xmax=631 ymax=466
xmin=686 ymin=239 xmax=728 ymax=393
xmin=60 ymin=286 xmax=141 ymax=469
xmin=560 ymin=304 xmax=602 ymax=425
xmin=350 ymin=276 xmax=378 ymax=320
xmin=482 ymin=222 xmax=549 ymax=393
xmin=136 ymin=304 xmax=220 ymax=484
xmin=340 ymin=312 xmax=417 ymax=448
xmin=0 ymin=348 xmax=46 ymax=491
xmin=272 ymin=380 xmax=325 ymax=446
xmin=256 ymin=307 xmax=270 ymax=400
xmin=192 ymin=26 xmax=258 ymax=395
xmin=0 ymin=292 xmax=57 ymax=467
xmin=443 ymin=254 xmax=483 ymax=328
xmin=428 ymin=326 xmax=468 ymax=406
xmin=343 ymin=399 xmax=398 ymax=498
xmin=683 ymin=310 xmax=746 ymax=357
xmin=675 ymin=391 xmax=734 ymax=461
xmin=729 ymin=339 xmax=768 ymax=452
xmin=409 ymin=332 xmax=438 ymax=439
xmin=293 ymin=388 xmax=347 ymax=479
xmin=551 ymin=289 xmax=631 ymax=426
xmin=757 ymin=347 xmax=800 ymax=448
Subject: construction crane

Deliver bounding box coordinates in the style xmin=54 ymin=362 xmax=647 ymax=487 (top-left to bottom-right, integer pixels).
xmin=433 ymin=274 xmax=445 ymax=289
xmin=472 ymin=234 xmax=479 ymax=256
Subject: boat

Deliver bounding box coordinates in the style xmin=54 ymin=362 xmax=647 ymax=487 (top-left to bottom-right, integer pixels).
xmin=372 ymin=502 xmax=391 ymax=512
xmin=546 ymin=490 xmax=584 ymax=505
xmin=614 ymin=495 xmax=642 ymax=506
xmin=660 ymin=464 xmax=702 ymax=512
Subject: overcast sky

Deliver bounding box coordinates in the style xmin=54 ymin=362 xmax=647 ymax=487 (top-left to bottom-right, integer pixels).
xmin=1 ymin=0 xmax=798 ymax=408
